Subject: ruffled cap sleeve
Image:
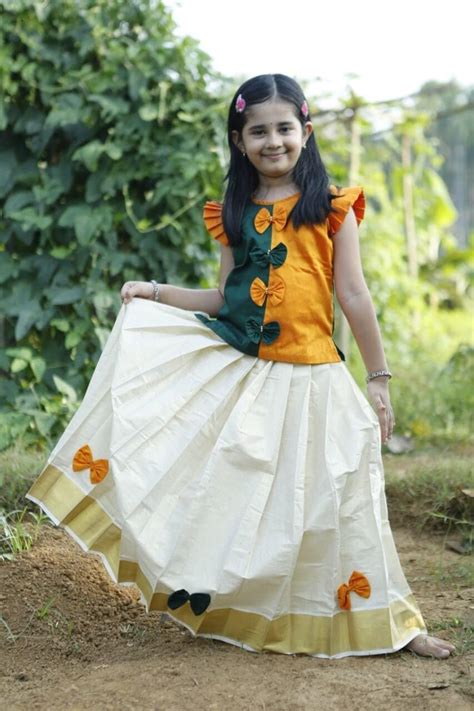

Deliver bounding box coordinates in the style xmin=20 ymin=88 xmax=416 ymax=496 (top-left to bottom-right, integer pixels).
xmin=328 ymin=186 xmax=365 ymax=236
xmin=203 ymin=201 xmax=230 ymax=246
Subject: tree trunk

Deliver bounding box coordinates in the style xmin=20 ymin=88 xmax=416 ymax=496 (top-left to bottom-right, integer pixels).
xmin=338 ymin=109 xmax=361 ymax=358
xmin=401 ymin=132 xmax=418 ymax=279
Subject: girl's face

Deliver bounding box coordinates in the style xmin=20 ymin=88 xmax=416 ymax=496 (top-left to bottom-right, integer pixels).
xmin=232 ymin=98 xmax=313 ymax=185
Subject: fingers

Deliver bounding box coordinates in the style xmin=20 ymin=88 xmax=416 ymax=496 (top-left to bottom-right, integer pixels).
xmin=374 ymin=397 xmax=395 ymax=444
xmin=375 ymin=398 xmax=388 ymax=443
xmin=121 ymin=281 xmax=137 ymax=304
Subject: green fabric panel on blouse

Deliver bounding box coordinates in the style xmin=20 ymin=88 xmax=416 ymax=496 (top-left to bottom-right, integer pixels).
xmin=195 ymin=203 xmax=272 ymax=357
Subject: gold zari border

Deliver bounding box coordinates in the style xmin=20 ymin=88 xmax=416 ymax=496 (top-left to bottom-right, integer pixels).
xmin=26 ymin=464 xmax=426 ymax=656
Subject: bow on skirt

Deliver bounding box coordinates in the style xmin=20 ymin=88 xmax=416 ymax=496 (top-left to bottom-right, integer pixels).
xmin=167 ymin=589 xmax=211 ymax=616
xmin=72 ymin=445 xmax=109 ymax=485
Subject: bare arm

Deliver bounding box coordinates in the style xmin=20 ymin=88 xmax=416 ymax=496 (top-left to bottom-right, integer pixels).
xmin=333 ymin=208 xmax=394 ymax=442
xmin=120 ymin=244 xmax=235 ymax=317
xmin=333 ymin=208 xmax=388 ymax=373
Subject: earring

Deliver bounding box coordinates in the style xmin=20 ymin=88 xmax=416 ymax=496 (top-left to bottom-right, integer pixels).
xmin=302 ymin=144 xmax=307 ymax=150
xmin=242 ymin=150 xmax=246 ymax=157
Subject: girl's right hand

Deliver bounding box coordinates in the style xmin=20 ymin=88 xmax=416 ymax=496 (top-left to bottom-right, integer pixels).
xmin=120 ymin=281 xmax=154 ymax=304
xmin=367 ymin=378 xmax=395 ymax=444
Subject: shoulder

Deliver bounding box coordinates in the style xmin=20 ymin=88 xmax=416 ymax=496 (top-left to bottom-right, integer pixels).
xmin=203 ymin=201 xmax=230 ymax=246
xmin=327 ymin=186 xmax=365 ymax=237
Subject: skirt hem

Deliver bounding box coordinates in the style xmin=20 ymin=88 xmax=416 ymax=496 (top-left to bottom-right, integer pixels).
xmin=24 ymin=484 xmax=428 ymax=660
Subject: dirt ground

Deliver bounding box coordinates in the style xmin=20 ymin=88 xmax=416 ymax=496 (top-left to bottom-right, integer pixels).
xmin=0 ymin=523 xmax=472 ymax=710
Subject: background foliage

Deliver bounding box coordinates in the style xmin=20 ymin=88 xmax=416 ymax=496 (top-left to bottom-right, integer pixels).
xmin=0 ymin=0 xmax=226 ymax=449
xmin=0 ymin=0 xmax=472 ymax=451
xmin=315 ymin=91 xmax=473 ymax=439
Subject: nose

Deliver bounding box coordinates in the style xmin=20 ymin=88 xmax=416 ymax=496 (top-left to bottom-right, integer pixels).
xmin=266 ymin=129 xmax=282 ymax=148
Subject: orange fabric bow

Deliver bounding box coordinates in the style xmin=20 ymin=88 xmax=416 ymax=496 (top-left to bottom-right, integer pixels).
xmin=337 ymin=570 xmax=371 ymax=610
xmin=250 ymin=276 xmax=286 ymax=307
xmin=254 ymin=205 xmax=287 ymax=234
xmin=72 ymin=445 xmax=109 ymax=485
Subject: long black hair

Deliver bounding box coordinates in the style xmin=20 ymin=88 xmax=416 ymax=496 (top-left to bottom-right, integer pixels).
xmin=222 ymin=74 xmax=335 ymax=245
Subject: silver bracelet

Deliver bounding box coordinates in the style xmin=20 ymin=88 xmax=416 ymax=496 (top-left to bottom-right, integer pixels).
xmin=366 ymin=369 xmax=392 ymax=383
xmin=150 ymin=279 xmax=160 ymax=302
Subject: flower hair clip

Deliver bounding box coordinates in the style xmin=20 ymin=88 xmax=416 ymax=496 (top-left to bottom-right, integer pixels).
xmin=235 ymin=94 xmax=246 ymax=113
xmin=301 ymin=100 xmax=309 ymax=118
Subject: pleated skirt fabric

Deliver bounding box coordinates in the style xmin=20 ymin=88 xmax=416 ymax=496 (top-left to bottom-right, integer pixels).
xmin=26 ymin=298 xmax=427 ymax=659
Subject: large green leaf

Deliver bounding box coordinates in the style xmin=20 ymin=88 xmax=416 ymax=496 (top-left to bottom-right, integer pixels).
xmin=89 ymin=94 xmax=130 ymax=119
xmin=0 ymin=253 xmax=20 ymax=283
xmin=14 ymin=302 xmax=44 ymax=340
xmin=0 ymin=149 xmax=17 ymax=197
xmin=53 ymin=375 xmax=78 ymax=404
xmin=9 ymin=207 xmax=52 ymax=230
xmin=49 ymin=285 xmax=85 ymax=305
xmin=3 ymin=190 xmax=34 ymax=215
xmin=45 ymin=93 xmax=84 ymax=127
xmin=58 ymin=204 xmax=113 ymax=244
xmin=72 ymin=140 xmax=106 ymax=172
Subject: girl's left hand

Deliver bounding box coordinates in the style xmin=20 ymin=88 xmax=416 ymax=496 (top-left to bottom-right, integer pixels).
xmin=367 ymin=379 xmax=395 ymax=444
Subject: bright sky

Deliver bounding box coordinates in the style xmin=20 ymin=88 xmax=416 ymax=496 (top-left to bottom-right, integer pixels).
xmin=170 ymin=0 xmax=472 ymax=104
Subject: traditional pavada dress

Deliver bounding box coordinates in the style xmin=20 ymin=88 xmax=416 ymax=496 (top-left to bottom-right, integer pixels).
xmin=26 ymin=186 xmax=428 ymax=659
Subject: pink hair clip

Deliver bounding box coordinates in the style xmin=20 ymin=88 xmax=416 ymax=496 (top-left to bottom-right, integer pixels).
xmin=301 ymin=100 xmax=309 ymax=118
xmin=235 ymin=94 xmax=246 ymax=113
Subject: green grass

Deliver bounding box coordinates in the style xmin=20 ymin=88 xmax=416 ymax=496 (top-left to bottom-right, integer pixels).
xmin=428 ymin=559 xmax=474 ymax=587
xmin=0 ymin=507 xmax=49 ymax=560
xmin=429 ymin=617 xmax=473 ymax=656
xmin=0 ymin=442 xmax=49 ymax=560
xmin=0 ymin=595 xmax=76 ymax=647
xmin=0 ymin=440 xmax=47 ymax=513
xmin=384 ymin=442 xmax=474 ymax=545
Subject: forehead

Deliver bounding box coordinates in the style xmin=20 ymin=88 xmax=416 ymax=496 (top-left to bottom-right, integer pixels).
xmin=244 ymin=99 xmax=298 ymax=127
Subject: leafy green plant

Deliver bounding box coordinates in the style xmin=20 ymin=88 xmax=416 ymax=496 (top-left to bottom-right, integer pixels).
xmin=0 ymin=0 xmax=226 ymax=449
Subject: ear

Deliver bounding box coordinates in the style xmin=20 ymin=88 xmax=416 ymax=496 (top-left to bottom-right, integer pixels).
xmin=231 ymin=130 xmax=244 ymax=151
xmin=302 ymin=121 xmax=313 ymax=145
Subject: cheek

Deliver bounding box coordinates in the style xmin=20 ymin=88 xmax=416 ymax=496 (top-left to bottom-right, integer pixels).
xmin=288 ymin=139 xmax=302 ymax=154
xmin=243 ymin=135 xmax=257 ymax=147
xmin=285 ymin=132 xmax=301 ymax=146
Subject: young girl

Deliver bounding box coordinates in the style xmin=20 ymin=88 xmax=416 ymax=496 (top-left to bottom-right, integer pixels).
xmin=26 ymin=74 xmax=455 ymax=660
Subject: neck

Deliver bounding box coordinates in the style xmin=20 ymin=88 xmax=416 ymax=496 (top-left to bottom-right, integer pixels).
xmin=252 ymin=175 xmax=299 ymax=201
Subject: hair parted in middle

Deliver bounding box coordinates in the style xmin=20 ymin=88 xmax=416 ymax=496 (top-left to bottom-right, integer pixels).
xmin=222 ymin=73 xmax=336 ymax=245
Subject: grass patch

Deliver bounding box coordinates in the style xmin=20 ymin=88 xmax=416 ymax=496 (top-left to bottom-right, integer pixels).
xmin=0 ymin=508 xmax=49 ymax=560
xmin=0 ymin=441 xmax=46 ymax=513
xmin=1 ymin=596 xmax=76 ymax=647
xmin=428 ymin=559 xmax=474 ymax=587
xmin=429 ymin=617 xmax=473 ymax=656
xmin=384 ymin=442 xmax=474 ymax=545
xmin=0 ymin=443 xmax=49 ymax=561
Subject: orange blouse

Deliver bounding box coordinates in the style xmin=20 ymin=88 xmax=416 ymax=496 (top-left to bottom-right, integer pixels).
xmin=196 ymin=186 xmax=365 ymax=365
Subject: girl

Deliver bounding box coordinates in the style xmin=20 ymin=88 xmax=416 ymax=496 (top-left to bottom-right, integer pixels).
xmin=26 ymin=74 xmax=455 ymax=660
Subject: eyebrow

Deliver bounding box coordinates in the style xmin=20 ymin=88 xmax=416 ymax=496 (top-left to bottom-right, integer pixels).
xmin=247 ymin=121 xmax=294 ymax=130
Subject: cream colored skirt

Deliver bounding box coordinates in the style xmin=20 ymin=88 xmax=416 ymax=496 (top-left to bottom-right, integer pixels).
xmin=26 ymin=298 xmax=427 ymax=659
